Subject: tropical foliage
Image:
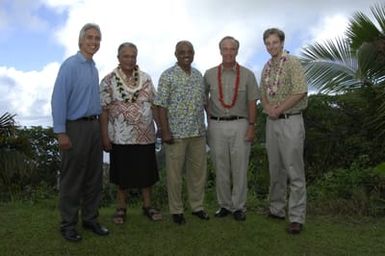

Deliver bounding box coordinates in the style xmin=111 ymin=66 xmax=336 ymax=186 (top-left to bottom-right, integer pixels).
xmin=300 ymin=3 xmax=385 ymax=137
xmin=0 ymin=113 xmax=32 ymax=200
xmin=0 ymin=114 xmax=59 ymax=201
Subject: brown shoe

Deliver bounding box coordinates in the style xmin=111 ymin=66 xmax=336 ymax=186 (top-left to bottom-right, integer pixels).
xmin=288 ymin=222 xmax=303 ymax=234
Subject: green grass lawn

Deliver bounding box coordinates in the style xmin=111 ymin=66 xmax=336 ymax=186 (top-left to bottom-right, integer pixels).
xmin=1 ymin=199 xmax=385 ymax=256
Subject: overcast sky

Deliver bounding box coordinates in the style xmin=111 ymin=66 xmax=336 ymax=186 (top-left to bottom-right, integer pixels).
xmin=0 ymin=0 xmax=379 ymax=127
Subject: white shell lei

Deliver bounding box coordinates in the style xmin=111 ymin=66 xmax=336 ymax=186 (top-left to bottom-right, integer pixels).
xmin=114 ymin=66 xmax=143 ymax=103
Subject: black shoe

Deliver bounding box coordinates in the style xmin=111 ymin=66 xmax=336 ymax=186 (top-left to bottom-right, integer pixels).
xmin=267 ymin=212 xmax=285 ymax=220
xmin=192 ymin=210 xmax=210 ymax=220
xmin=214 ymin=208 xmax=231 ymax=218
xmin=233 ymin=210 xmax=246 ymax=221
xmin=60 ymin=228 xmax=82 ymax=242
xmin=82 ymin=222 xmax=109 ymax=236
xmin=288 ymin=222 xmax=303 ymax=234
xmin=172 ymin=214 xmax=186 ymax=225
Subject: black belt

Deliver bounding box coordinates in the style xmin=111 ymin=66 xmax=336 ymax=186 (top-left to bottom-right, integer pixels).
xmin=210 ymin=116 xmax=245 ymax=121
xmin=73 ymin=115 xmax=99 ymax=121
xmin=278 ymin=113 xmax=301 ymax=119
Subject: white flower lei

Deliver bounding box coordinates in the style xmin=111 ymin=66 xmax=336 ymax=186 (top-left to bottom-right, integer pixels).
xmin=264 ymin=51 xmax=288 ymax=96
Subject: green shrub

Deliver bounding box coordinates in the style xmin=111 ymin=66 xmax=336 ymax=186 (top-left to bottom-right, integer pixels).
xmin=308 ymin=160 xmax=385 ymax=216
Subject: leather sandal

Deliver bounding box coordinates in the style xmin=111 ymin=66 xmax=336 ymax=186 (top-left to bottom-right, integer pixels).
xmin=112 ymin=208 xmax=126 ymax=224
xmin=142 ymin=207 xmax=162 ymax=221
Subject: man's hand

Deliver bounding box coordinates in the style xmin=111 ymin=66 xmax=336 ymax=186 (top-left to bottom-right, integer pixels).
xmin=244 ymin=125 xmax=255 ymax=142
xmin=266 ymin=103 xmax=282 ymax=120
xmin=161 ymin=129 xmax=174 ymax=144
xmin=102 ymin=134 xmax=112 ymax=152
xmin=57 ymin=133 xmax=72 ymax=150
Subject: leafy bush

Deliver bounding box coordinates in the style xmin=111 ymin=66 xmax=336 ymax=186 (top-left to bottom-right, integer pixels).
xmin=308 ymin=160 xmax=385 ymax=216
xmin=304 ymin=92 xmax=385 ymax=182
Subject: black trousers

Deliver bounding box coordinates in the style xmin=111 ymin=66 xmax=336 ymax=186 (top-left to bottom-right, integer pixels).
xmin=59 ymin=119 xmax=103 ymax=229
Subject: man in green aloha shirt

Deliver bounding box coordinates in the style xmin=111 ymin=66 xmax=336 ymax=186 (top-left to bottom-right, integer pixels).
xmin=260 ymin=28 xmax=308 ymax=234
xmin=155 ymin=41 xmax=209 ymax=225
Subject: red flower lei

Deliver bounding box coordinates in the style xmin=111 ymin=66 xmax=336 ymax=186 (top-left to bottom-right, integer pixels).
xmin=217 ymin=63 xmax=240 ymax=109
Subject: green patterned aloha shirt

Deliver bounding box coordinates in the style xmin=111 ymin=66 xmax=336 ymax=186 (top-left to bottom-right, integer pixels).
xmin=260 ymin=54 xmax=308 ymax=113
xmin=154 ymin=64 xmax=206 ymax=139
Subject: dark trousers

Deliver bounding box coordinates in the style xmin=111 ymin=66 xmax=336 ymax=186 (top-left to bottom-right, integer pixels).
xmin=59 ymin=119 xmax=103 ymax=229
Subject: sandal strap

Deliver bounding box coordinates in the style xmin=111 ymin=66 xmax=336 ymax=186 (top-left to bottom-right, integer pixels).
xmin=116 ymin=208 xmax=126 ymax=213
xmin=142 ymin=206 xmax=162 ymax=221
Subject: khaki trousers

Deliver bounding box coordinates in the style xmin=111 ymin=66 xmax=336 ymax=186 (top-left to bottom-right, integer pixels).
xmin=208 ymin=119 xmax=250 ymax=211
xmin=164 ymin=136 xmax=207 ymax=214
xmin=266 ymin=114 xmax=306 ymax=224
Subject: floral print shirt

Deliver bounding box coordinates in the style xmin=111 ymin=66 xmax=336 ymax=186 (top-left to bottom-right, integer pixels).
xmin=260 ymin=53 xmax=308 ymax=113
xmin=100 ymin=67 xmax=156 ymax=144
xmin=154 ymin=64 xmax=206 ymax=139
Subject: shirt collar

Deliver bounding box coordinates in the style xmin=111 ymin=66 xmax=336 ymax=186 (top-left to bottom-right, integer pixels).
xmin=77 ymin=51 xmax=95 ymax=64
xmin=174 ymin=63 xmax=192 ymax=75
xmin=220 ymin=63 xmax=238 ymax=72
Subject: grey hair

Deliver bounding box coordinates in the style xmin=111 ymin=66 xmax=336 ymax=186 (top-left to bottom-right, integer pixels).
xmin=78 ymin=23 xmax=101 ymax=47
xmin=219 ymin=36 xmax=240 ymax=51
xmin=117 ymin=42 xmax=138 ymax=57
xmin=263 ymin=28 xmax=285 ymax=42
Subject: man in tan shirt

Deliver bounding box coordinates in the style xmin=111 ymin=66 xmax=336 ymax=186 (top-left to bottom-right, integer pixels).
xmin=260 ymin=28 xmax=308 ymax=234
xmin=204 ymin=36 xmax=259 ymax=221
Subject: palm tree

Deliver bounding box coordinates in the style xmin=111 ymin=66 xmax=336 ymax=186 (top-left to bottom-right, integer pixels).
xmin=301 ymin=3 xmax=385 ymax=136
xmin=0 ymin=113 xmax=33 ymax=200
xmin=347 ymin=3 xmax=385 ymax=131
xmin=0 ymin=112 xmax=16 ymax=138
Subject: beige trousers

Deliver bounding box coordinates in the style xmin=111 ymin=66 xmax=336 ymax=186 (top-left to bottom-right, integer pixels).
xmin=164 ymin=136 xmax=207 ymax=214
xmin=208 ymin=119 xmax=250 ymax=211
xmin=266 ymin=114 xmax=306 ymax=224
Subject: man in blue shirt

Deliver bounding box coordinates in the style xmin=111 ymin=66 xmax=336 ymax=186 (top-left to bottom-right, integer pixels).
xmin=51 ymin=23 xmax=109 ymax=242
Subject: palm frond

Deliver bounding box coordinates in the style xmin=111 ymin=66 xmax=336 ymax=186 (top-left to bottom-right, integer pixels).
xmin=357 ymin=42 xmax=385 ymax=84
xmin=302 ymin=3 xmax=385 ymax=139
xmin=300 ymin=38 xmax=361 ymax=93
xmin=0 ymin=112 xmax=16 ymax=137
xmin=346 ymin=11 xmax=381 ymax=51
xmin=371 ymin=3 xmax=385 ymax=33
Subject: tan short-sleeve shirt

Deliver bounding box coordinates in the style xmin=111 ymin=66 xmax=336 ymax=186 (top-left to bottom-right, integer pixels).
xmin=260 ymin=54 xmax=308 ymax=113
xmin=204 ymin=64 xmax=259 ymax=117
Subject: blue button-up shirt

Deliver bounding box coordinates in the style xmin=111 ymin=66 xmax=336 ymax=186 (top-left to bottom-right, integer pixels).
xmin=51 ymin=51 xmax=101 ymax=133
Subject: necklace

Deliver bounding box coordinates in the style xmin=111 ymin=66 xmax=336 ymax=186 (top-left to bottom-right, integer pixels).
xmin=114 ymin=66 xmax=142 ymax=103
xmin=217 ymin=63 xmax=240 ymax=109
xmin=263 ymin=51 xmax=288 ymax=96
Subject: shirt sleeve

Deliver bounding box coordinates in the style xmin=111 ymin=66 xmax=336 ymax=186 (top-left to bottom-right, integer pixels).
xmin=259 ymin=65 xmax=267 ymax=97
xmin=148 ymin=75 xmax=156 ymax=103
xmin=246 ymin=70 xmax=259 ymax=101
xmin=203 ymin=71 xmax=210 ymax=97
xmin=51 ymin=63 xmax=70 ymax=134
xmin=153 ymin=71 xmax=170 ymax=108
xmin=99 ymin=74 xmax=112 ymax=109
xmin=289 ymin=56 xmax=308 ymax=94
